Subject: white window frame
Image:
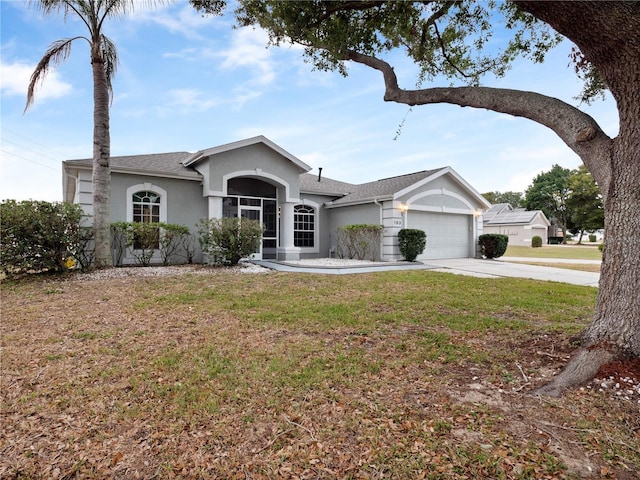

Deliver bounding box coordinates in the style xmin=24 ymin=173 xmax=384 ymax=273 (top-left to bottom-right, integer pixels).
xmin=293 ymin=201 xmax=319 ymax=254
xmin=125 ymin=183 xmax=167 ymax=264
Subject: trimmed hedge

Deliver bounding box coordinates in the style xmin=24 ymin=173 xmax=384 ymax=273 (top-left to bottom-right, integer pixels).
xmin=336 ymin=224 xmax=384 ymax=261
xmin=111 ymin=222 xmax=193 ymax=267
xmin=198 ymin=217 xmax=263 ymax=266
xmin=398 ymin=228 xmax=427 ymax=262
xmin=478 ymin=233 xmax=509 ymax=259
xmin=531 ymin=235 xmax=543 ymax=248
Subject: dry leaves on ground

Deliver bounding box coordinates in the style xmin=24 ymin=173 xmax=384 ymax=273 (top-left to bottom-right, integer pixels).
xmin=1 ymin=266 xmax=638 ymax=479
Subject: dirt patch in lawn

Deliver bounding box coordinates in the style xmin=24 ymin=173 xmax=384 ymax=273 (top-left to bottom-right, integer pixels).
xmin=1 ymin=266 xmax=638 ymax=479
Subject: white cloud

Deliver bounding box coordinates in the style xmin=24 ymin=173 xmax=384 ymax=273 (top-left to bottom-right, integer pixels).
xmin=0 ymin=61 xmax=72 ymax=102
xmin=126 ymin=4 xmax=224 ymax=41
xmin=166 ymin=88 xmax=221 ymax=113
xmin=219 ymin=27 xmax=275 ymax=86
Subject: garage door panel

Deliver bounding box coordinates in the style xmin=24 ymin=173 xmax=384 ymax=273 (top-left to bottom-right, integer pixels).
xmin=409 ymin=212 xmax=471 ymax=260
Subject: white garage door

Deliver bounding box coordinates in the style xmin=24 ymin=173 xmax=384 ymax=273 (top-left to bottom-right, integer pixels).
xmin=410 ymin=212 xmax=471 ymax=260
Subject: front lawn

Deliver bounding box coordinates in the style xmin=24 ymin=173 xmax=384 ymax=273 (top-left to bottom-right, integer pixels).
xmin=1 ymin=266 xmax=637 ymax=479
xmin=505 ymin=245 xmax=603 ymax=260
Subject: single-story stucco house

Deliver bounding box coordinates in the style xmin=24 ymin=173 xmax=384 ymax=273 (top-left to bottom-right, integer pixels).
xmin=62 ymin=136 xmax=491 ymax=265
xmin=483 ymin=203 xmax=551 ymax=245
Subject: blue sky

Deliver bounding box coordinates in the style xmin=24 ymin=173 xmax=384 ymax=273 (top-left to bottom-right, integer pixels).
xmin=1 ymin=1 xmax=619 ymax=202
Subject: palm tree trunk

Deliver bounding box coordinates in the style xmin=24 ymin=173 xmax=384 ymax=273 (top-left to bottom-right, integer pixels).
xmin=91 ymin=46 xmax=112 ymax=268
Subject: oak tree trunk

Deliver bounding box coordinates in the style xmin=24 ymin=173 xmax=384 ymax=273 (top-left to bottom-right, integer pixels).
xmin=534 ymin=140 xmax=640 ymax=395
xmin=515 ymin=0 xmax=640 ymax=395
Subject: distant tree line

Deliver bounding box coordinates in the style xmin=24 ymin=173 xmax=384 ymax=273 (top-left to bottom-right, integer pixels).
xmin=482 ymin=164 xmax=604 ymax=244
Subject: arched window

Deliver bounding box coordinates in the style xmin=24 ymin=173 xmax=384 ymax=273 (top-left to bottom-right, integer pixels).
xmin=126 ymin=184 xmax=167 ymax=254
xmin=294 ymin=205 xmax=315 ymax=248
xmin=132 ymin=191 xmax=161 ymax=224
xmin=131 ymin=191 xmax=161 ymax=249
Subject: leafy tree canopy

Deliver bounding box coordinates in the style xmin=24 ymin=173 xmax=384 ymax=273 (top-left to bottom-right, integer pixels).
xmin=525 ymin=164 xmax=572 ymax=239
xmin=482 ymin=191 xmax=524 ymax=207
xmin=218 ymin=1 xmax=612 ymax=97
xmin=567 ymin=164 xmax=604 ymax=237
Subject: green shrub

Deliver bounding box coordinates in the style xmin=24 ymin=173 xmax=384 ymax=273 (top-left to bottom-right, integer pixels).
xmin=336 ymin=224 xmax=384 ymax=261
xmin=0 ymin=200 xmax=86 ymax=275
xmin=598 ymin=242 xmax=604 ymax=252
xmin=159 ymin=224 xmax=191 ymax=266
xmin=398 ymin=229 xmax=427 ymax=262
xmin=110 ymin=222 xmax=129 ymax=267
xmin=198 ymin=217 xmax=263 ymax=266
xmin=110 ymin=222 xmax=159 ymax=267
xmin=478 ymin=234 xmax=509 ymax=259
xmin=110 ymin=222 xmax=194 ymax=266
xmin=130 ymin=222 xmax=161 ymax=266
xmin=589 ymin=234 xmax=597 ymax=242
xmin=531 ymin=235 xmax=543 ymax=248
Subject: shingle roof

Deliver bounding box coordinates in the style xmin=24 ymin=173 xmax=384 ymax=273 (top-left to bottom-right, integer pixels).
xmin=299 ymin=172 xmax=357 ymax=196
xmin=330 ymin=169 xmax=445 ymax=205
xmin=64 ymin=152 xmax=201 ymax=179
xmin=64 ymin=148 xmax=453 ymax=205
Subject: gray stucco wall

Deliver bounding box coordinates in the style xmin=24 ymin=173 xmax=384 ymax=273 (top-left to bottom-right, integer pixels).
xmin=328 ymin=203 xmax=383 ymax=260
xmin=110 ymin=173 xmax=207 ymax=263
xmin=298 ymin=193 xmax=336 ymax=259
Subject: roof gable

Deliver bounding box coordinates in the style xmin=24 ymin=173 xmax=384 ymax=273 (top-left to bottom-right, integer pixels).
xmin=327 ymin=167 xmax=491 ymax=208
xmin=183 ymin=135 xmax=311 ymax=172
xmin=485 ymin=203 xmax=513 ymax=216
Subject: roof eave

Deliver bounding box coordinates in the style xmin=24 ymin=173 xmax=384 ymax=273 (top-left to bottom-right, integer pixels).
xmin=300 ymin=188 xmax=352 ymax=197
xmin=63 ymin=160 xmax=202 ymax=181
xmin=110 ymin=167 xmax=202 ymax=181
xmin=325 ymin=195 xmax=394 ymax=208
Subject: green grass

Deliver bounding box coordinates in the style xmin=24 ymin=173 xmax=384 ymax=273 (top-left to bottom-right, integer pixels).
xmin=3 ymin=268 xmax=637 ymax=479
xmin=505 ymin=244 xmax=602 ymax=260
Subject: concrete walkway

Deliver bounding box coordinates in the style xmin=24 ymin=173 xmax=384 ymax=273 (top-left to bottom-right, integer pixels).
xmin=250 ymin=260 xmax=432 ymax=275
xmin=251 ymin=257 xmax=600 ymax=287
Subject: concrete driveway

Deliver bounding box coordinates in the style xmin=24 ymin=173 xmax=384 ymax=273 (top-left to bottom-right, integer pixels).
xmin=425 ymin=258 xmax=600 ymax=287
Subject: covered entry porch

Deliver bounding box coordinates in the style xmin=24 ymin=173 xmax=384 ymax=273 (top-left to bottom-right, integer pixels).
xmin=206 ymin=176 xmax=301 ymax=261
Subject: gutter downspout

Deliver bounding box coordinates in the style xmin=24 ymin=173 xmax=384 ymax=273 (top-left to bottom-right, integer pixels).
xmin=63 ymin=171 xmax=78 ymax=204
xmin=374 ymin=198 xmax=384 ymax=261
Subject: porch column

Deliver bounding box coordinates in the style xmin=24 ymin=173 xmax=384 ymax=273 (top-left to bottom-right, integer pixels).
xmin=208 ymin=196 xmax=223 ymax=219
xmin=473 ymin=211 xmax=483 ymax=258
xmin=278 ymin=201 xmax=301 ymax=261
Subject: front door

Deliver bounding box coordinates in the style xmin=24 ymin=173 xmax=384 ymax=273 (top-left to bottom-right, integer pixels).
xmin=239 ymin=206 xmax=262 ymax=260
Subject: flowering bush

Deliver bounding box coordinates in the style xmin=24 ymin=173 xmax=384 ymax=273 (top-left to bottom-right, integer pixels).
xmin=0 ymin=200 xmax=87 ymax=275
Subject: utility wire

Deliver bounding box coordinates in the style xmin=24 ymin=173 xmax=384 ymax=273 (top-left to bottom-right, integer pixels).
xmin=1 ymin=137 xmax=62 ymax=165
xmin=1 ymin=126 xmax=69 ymax=159
xmin=0 ymin=148 xmax=59 ymax=171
